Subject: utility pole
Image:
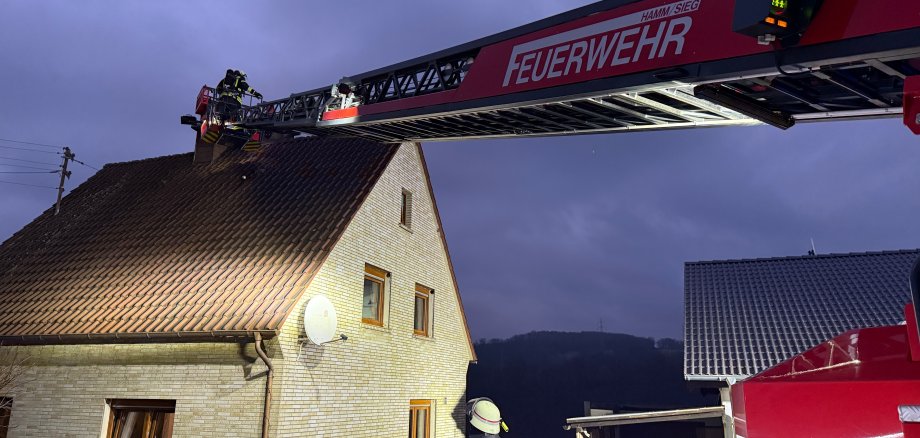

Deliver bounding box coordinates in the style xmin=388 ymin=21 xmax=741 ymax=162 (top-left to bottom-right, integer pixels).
xmin=54 ymin=147 xmax=73 ymax=215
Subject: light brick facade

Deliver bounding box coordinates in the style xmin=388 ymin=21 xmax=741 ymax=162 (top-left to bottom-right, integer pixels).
xmin=0 ymin=142 xmax=474 ymax=437
xmin=0 ymin=343 xmax=268 ymax=437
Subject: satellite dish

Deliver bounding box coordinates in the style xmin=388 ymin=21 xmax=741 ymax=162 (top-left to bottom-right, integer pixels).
xmin=303 ymin=295 xmax=338 ymax=344
xmin=468 ymin=397 xmax=508 ymax=436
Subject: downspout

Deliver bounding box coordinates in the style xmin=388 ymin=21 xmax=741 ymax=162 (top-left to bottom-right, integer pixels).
xmin=254 ymin=332 xmax=274 ymax=438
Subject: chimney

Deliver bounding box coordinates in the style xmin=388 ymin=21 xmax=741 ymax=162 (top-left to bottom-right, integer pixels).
xmin=193 ymin=131 xmax=228 ymax=164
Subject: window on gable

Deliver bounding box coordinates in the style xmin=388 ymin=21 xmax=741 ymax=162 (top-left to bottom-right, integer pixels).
xmin=106 ymin=399 xmax=175 ymax=438
xmin=363 ymin=264 xmax=388 ymax=326
xmin=414 ymin=284 xmax=432 ymax=337
xmin=0 ymin=398 xmax=11 ymax=438
xmin=400 ymin=189 xmax=413 ymax=229
xmin=409 ymin=399 xmax=431 ymax=438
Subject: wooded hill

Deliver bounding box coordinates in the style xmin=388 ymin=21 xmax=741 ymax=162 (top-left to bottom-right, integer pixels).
xmin=467 ymin=331 xmax=717 ymax=437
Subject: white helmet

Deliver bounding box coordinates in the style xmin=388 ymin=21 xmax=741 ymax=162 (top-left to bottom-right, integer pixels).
xmin=469 ymin=398 xmax=502 ymax=435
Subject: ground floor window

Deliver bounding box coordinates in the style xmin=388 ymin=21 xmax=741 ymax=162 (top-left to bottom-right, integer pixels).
xmin=0 ymin=397 xmax=11 ymax=438
xmin=107 ymin=399 xmax=175 ymax=438
xmin=409 ymin=399 xmax=431 ymax=438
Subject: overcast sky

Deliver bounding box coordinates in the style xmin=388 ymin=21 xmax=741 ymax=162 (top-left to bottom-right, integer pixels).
xmin=2 ymin=1 xmax=918 ymax=341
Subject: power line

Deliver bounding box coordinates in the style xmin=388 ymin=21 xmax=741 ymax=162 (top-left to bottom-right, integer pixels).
xmin=0 ymin=143 xmax=99 ymax=170
xmin=0 ymin=144 xmax=60 ymax=155
xmin=0 ymin=137 xmax=63 ymax=150
xmin=0 ymin=155 xmax=60 ymax=166
xmin=0 ymin=163 xmax=59 ymax=171
xmin=0 ymin=170 xmax=59 ymax=174
xmin=71 ymin=158 xmax=98 ymax=170
xmin=0 ymin=179 xmax=57 ymax=189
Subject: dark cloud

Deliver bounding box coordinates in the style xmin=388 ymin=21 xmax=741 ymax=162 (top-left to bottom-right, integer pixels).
xmin=2 ymin=1 xmax=918 ymax=341
xmin=428 ymin=123 xmax=920 ymax=339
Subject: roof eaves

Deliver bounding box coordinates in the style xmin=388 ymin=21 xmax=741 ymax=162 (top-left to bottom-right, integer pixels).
xmin=0 ymin=328 xmax=279 ymax=346
xmin=684 ymin=373 xmax=749 ymax=383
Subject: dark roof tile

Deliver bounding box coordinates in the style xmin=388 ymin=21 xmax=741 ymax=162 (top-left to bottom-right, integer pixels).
xmin=684 ymin=249 xmax=920 ymax=379
xmin=0 ymin=137 xmax=396 ymax=343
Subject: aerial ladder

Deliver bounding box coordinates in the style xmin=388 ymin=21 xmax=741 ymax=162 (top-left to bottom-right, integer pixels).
xmin=183 ymin=0 xmax=920 ymax=148
xmin=180 ymin=1 xmax=920 ymax=436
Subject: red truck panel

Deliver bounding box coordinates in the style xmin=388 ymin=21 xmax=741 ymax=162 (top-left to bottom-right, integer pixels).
xmin=732 ymin=322 xmax=920 ymax=438
xmin=333 ymin=0 xmax=920 ymax=120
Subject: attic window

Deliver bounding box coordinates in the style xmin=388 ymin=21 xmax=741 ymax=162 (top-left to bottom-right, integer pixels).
xmin=400 ymin=189 xmax=413 ymax=229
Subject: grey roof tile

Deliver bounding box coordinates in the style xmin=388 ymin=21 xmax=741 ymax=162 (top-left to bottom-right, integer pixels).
xmin=684 ymin=249 xmax=920 ymax=380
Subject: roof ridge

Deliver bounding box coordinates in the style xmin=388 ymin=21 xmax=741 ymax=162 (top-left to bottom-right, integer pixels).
xmin=101 ymin=151 xmax=193 ymax=168
xmin=686 ymin=248 xmax=920 ymax=266
xmin=100 ymin=137 xmax=342 ymax=169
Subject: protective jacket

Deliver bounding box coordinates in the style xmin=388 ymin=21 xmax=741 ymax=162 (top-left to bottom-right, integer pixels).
xmin=217 ymin=70 xmax=261 ymax=104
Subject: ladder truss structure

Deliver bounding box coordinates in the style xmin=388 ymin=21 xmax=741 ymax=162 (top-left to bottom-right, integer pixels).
xmin=195 ymin=0 xmax=920 ymax=142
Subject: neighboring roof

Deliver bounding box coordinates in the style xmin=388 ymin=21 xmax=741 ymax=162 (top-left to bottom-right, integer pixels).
xmin=0 ymin=137 xmax=396 ymax=344
xmin=684 ymin=249 xmax=920 ymax=381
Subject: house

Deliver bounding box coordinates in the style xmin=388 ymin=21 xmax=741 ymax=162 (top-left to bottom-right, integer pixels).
xmin=0 ymin=136 xmax=476 ymax=437
xmin=683 ymin=249 xmax=920 ymax=435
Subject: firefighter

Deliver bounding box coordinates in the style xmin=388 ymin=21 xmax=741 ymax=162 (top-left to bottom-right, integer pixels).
xmin=216 ymin=69 xmax=263 ymax=121
xmin=217 ymin=69 xmax=263 ymax=103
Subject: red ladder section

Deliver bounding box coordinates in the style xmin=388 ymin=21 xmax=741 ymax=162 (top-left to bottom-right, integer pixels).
xmin=206 ymin=0 xmax=920 ymax=141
